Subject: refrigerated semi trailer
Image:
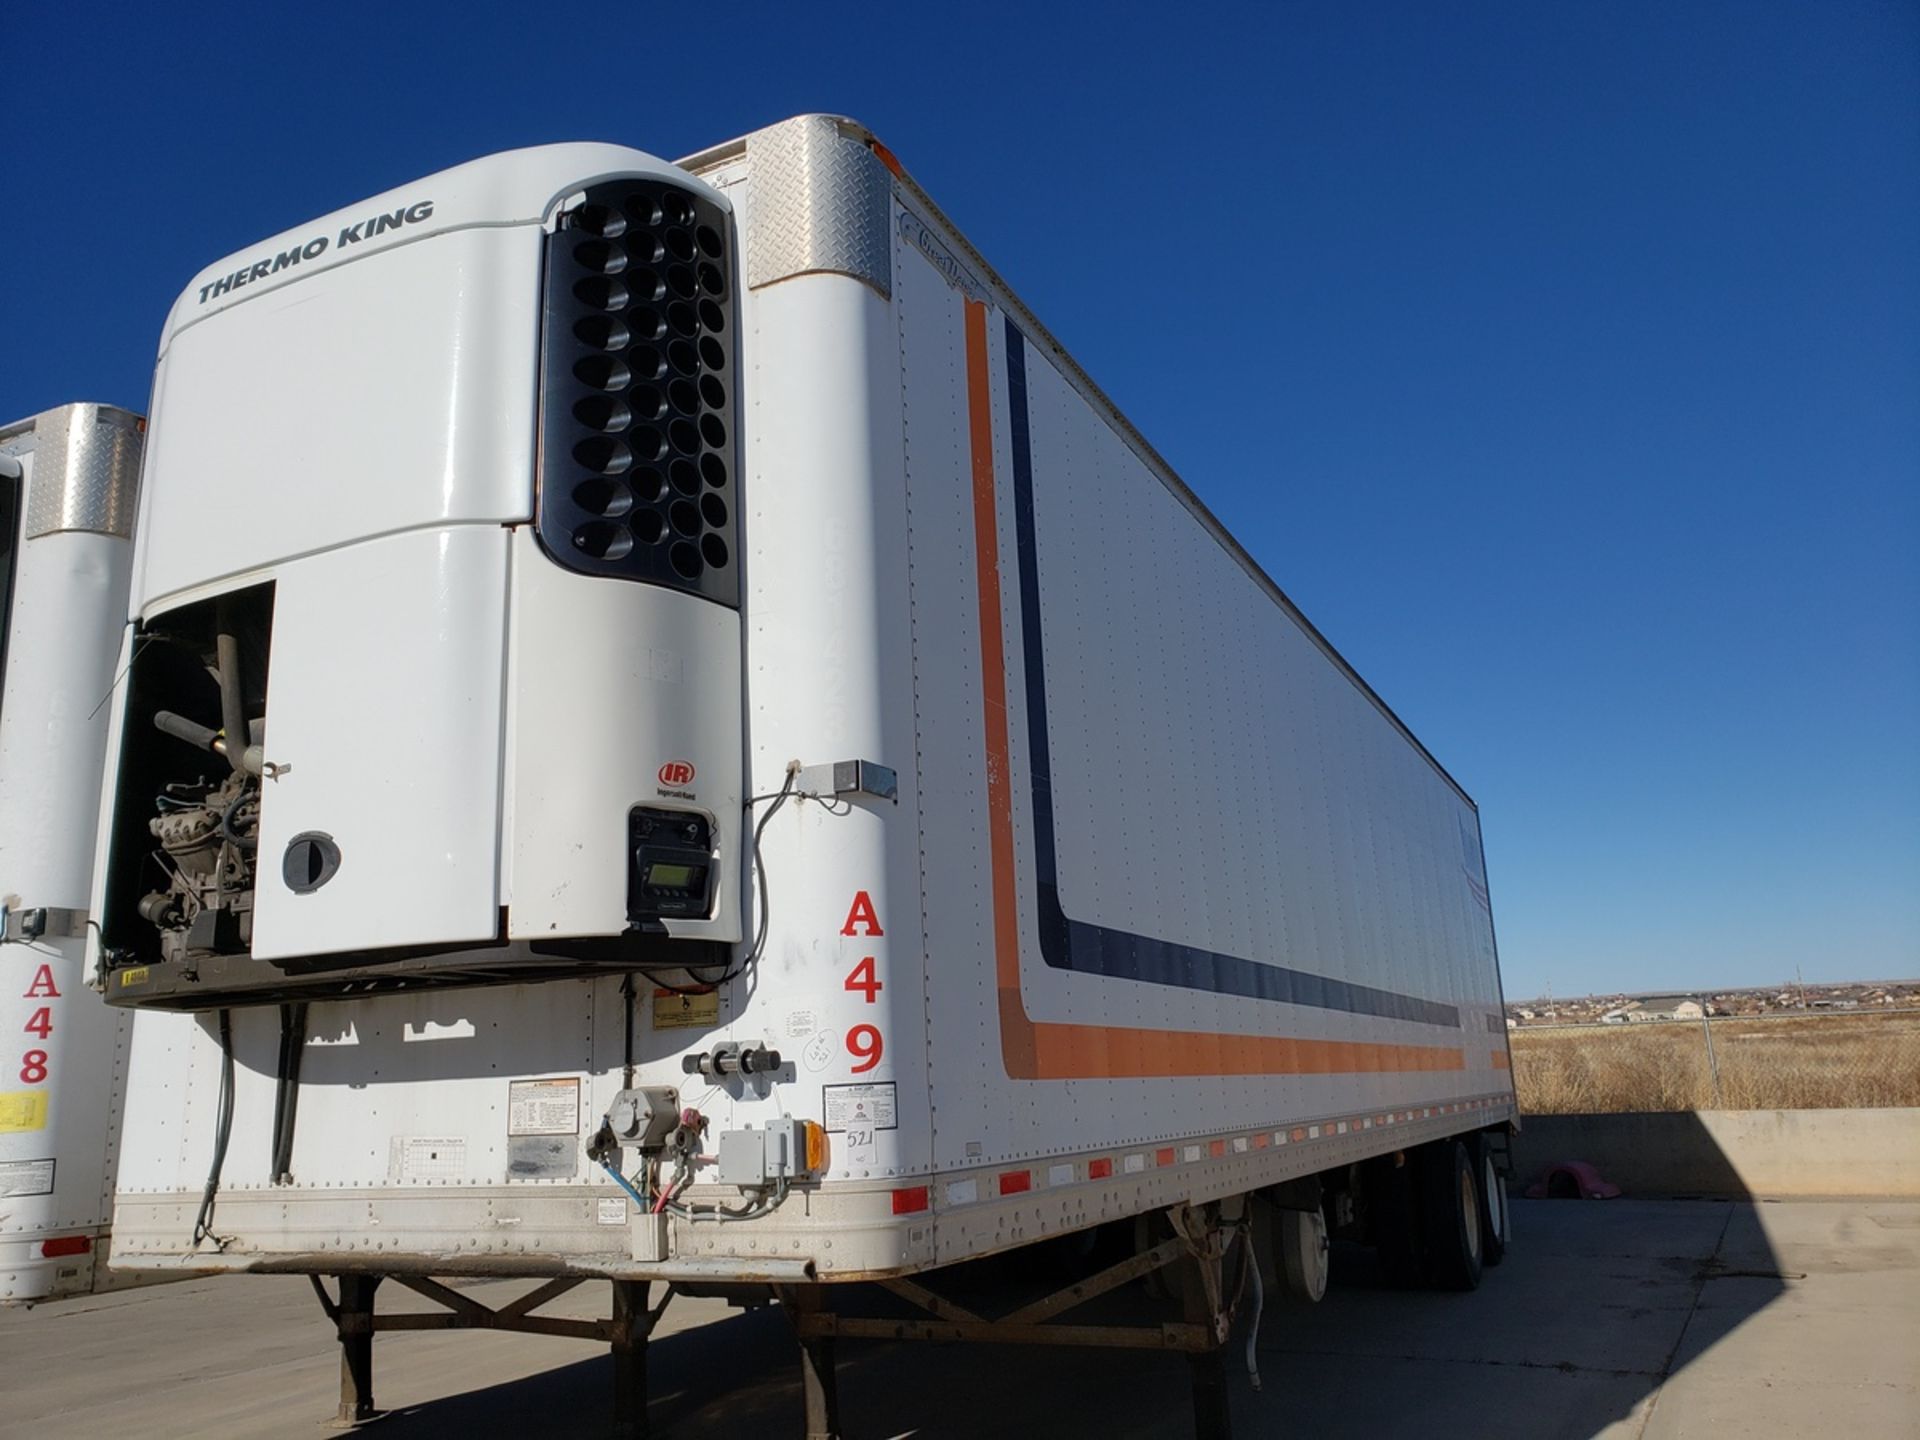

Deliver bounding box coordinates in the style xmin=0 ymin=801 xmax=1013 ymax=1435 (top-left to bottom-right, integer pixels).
xmin=1 ymin=403 xmax=143 ymax=1301
xmin=90 ymin=115 xmax=1516 ymax=1434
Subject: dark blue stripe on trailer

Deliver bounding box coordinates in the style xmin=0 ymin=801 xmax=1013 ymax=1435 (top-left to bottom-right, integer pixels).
xmin=1001 ymin=318 xmax=1461 ymax=1032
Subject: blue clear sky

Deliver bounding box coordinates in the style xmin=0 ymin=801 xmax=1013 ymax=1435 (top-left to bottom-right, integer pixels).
xmin=4 ymin=2 xmax=1914 ymax=999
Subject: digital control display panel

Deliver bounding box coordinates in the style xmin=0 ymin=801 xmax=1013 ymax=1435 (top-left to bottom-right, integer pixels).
xmin=628 ymin=807 xmax=716 ymax=925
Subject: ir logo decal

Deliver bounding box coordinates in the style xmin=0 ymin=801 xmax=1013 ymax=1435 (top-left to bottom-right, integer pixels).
xmin=657 ymin=761 xmax=696 ymax=787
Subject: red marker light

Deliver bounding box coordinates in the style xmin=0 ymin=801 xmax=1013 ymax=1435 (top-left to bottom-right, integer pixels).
xmin=891 ymin=1186 xmax=930 ymax=1215
xmin=41 ymin=1235 xmax=92 ymax=1259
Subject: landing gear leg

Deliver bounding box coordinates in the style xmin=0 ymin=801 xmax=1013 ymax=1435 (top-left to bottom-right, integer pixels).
xmin=1176 ymin=1205 xmax=1235 ymax=1440
xmin=332 ymin=1274 xmax=382 ymax=1426
xmin=610 ymin=1280 xmax=651 ymax=1440
xmin=782 ymin=1284 xmax=841 ymax=1440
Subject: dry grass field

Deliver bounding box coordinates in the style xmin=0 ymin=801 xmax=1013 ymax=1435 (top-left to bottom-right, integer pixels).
xmin=1509 ymin=1011 xmax=1920 ymax=1113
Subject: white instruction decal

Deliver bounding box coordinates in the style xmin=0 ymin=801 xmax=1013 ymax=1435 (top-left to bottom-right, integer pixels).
xmin=784 ymin=1008 xmax=820 ymax=1040
xmin=822 ymin=1081 xmax=897 ymax=1132
xmin=389 ymin=1137 xmax=467 ymax=1182
xmin=0 ymin=1157 xmax=56 ymax=1197
xmin=508 ymin=1078 xmax=581 ymax=1137
xmin=597 ymin=1197 xmax=628 ymax=1226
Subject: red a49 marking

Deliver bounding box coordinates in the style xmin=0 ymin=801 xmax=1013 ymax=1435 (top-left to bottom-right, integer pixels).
xmin=846 ymin=1024 xmax=883 ymax=1073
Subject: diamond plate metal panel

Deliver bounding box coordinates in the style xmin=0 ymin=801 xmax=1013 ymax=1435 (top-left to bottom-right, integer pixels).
xmin=743 ymin=115 xmax=891 ymax=297
xmin=22 ymin=404 xmax=142 ymax=539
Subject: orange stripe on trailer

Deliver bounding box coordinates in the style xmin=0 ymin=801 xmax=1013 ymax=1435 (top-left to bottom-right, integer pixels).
xmin=1492 ymin=1050 xmax=1511 ymax=1070
xmin=961 ymin=300 xmax=1466 ymax=1084
xmin=964 ymin=300 xmax=1036 ymax=1081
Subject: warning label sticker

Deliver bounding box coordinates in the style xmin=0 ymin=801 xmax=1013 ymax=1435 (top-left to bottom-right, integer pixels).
xmin=0 ymin=1092 xmax=49 ymax=1134
xmin=0 ymin=1157 xmax=56 ymax=1197
xmin=822 ymin=1082 xmax=897 ymax=1133
xmin=652 ymin=988 xmax=719 ymax=1030
xmin=508 ymin=1078 xmax=581 ymax=1137
xmin=597 ymin=1197 xmax=628 ymax=1226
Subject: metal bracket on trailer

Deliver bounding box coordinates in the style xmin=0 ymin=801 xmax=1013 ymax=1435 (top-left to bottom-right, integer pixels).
xmin=300 ymin=1203 xmax=1247 ymax=1438
xmin=0 ymin=902 xmax=88 ymax=943
xmin=780 ymin=1202 xmax=1242 ymax=1440
xmin=308 ymin=1273 xmax=676 ymax=1437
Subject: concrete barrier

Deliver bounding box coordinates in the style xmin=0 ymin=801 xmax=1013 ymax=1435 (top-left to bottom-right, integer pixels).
xmin=1510 ymin=1108 xmax=1920 ymax=1199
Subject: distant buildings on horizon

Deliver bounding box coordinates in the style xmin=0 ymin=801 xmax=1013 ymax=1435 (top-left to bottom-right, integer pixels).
xmin=1504 ymin=978 xmax=1920 ymax=1027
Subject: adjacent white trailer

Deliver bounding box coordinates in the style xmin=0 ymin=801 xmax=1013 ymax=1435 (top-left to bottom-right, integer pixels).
xmin=0 ymin=403 xmax=143 ymax=1301
xmin=92 ymin=116 xmax=1515 ymax=1434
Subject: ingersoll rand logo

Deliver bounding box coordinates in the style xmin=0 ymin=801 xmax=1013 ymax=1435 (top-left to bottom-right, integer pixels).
xmin=656 ymin=761 xmax=697 ymax=800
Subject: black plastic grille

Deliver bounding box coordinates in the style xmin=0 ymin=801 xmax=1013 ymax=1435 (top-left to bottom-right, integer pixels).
xmin=537 ymin=180 xmax=738 ymax=605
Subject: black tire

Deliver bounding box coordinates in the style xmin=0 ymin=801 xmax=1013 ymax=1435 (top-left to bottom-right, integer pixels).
xmin=1364 ymin=1154 xmax=1424 ymax=1288
xmin=1476 ymin=1140 xmax=1511 ymax=1267
xmin=1417 ymin=1139 xmax=1484 ymax=1292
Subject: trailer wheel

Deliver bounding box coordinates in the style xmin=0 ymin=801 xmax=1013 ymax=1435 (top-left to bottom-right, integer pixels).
xmin=1479 ymin=1145 xmax=1510 ymax=1267
xmin=1419 ymin=1140 xmax=1484 ymax=1292
xmin=1276 ymin=1205 xmax=1330 ymax=1303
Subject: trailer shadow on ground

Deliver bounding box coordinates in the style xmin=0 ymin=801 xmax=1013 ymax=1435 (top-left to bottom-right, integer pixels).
xmin=352 ymin=1196 xmax=1794 ymax=1439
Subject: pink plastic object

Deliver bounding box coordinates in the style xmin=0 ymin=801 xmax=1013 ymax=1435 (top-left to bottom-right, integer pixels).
xmin=1525 ymin=1160 xmax=1622 ymax=1200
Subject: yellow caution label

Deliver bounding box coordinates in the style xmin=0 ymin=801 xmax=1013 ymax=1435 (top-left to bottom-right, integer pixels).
xmin=118 ymin=967 xmax=150 ymax=988
xmin=0 ymin=1091 xmax=49 ymax=1133
xmin=652 ymin=988 xmax=719 ymax=1030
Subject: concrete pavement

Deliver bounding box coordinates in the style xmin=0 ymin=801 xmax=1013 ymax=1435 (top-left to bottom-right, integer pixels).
xmin=2 ymin=1199 xmax=1913 ymax=1438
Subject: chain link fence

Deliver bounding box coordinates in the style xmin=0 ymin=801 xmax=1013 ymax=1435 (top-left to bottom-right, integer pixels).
xmin=1507 ymin=1009 xmax=1920 ymax=1113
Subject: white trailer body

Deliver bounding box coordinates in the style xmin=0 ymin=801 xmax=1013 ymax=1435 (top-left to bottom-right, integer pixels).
xmin=97 ymin=116 xmax=1514 ymax=1287
xmin=0 ymin=403 xmax=142 ymax=1300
